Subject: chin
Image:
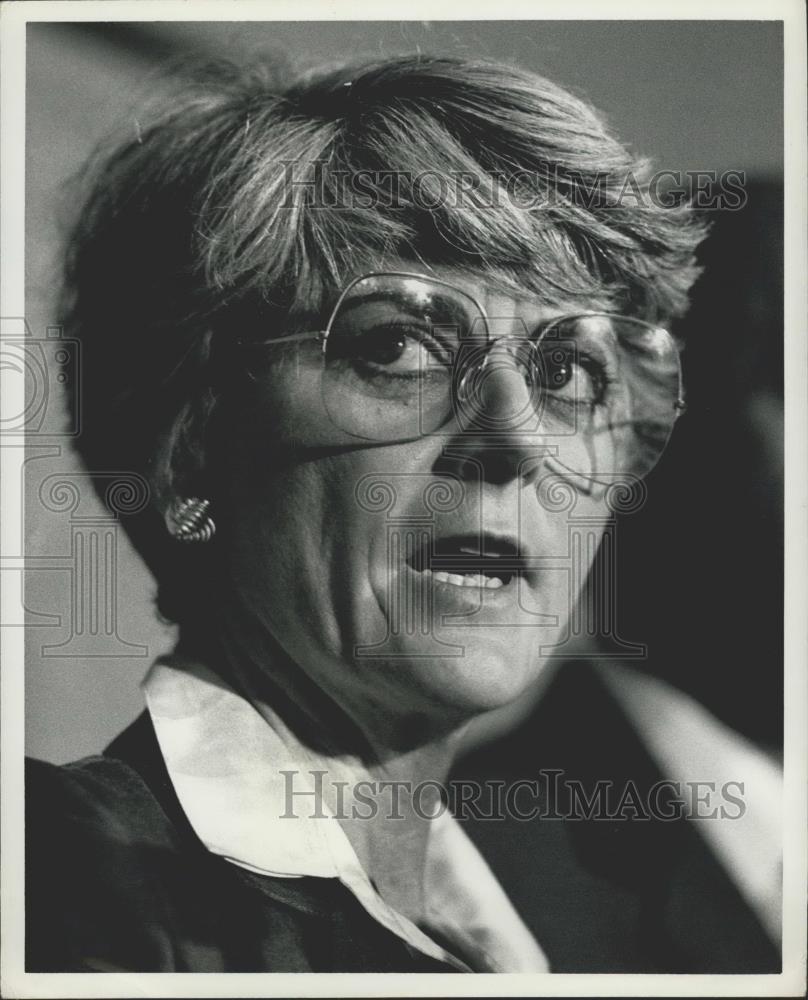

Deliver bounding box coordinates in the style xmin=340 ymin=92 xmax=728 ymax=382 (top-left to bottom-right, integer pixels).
xmin=365 ymin=632 xmax=548 ymax=720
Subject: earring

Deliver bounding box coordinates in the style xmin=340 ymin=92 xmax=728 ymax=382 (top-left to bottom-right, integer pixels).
xmin=165 ymin=497 xmax=216 ymax=543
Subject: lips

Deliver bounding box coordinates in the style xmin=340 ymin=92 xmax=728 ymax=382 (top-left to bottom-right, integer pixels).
xmin=406 ymin=533 xmax=532 ymax=590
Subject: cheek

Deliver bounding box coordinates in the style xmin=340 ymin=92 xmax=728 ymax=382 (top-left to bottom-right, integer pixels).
xmin=528 ymin=489 xmax=610 ymax=609
xmin=220 ymin=445 xmax=397 ymax=659
xmin=222 ymin=459 xmax=336 ymax=644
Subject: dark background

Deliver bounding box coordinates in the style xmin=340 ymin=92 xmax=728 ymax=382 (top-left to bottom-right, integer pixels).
xmin=618 ymin=179 xmax=783 ymax=751
xmin=25 ymin=20 xmax=783 ymax=761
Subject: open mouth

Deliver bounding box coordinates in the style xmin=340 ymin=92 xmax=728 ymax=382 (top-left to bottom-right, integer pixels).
xmin=406 ymin=534 xmax=529 ymax=590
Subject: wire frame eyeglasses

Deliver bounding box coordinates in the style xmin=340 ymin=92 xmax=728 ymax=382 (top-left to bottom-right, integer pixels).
xmin=241 ymin=271 xmax=686 ymax=483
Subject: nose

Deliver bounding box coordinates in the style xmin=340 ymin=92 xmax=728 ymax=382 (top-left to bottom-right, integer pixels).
xmin=437 ymin=338 xmax=548 ymax=487
xmin=469 ymin=339 xmax=536 ymax=425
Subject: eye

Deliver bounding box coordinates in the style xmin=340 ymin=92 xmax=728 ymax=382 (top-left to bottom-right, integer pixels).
xmin=537 ymin=346 xmax=601 ymax=405
xmin=328 ymin=295 xmax=454 ymax=380
xmin=345 ymin=323 xmax=439 ymax=374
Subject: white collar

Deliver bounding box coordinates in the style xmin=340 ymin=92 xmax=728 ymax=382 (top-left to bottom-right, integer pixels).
xmin=143 ymin=653 xmax=549 ymax=973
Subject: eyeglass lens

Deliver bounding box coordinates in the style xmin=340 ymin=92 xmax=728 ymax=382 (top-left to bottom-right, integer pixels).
xmin=321 ymin=274 xmax=682 ymax=481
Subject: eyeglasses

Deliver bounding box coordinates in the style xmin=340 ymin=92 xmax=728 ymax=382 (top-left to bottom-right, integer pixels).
xmin=241 ymin=271 xmax=685 ymax=483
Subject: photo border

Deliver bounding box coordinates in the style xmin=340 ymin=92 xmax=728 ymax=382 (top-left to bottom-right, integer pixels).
xmin=2 ymin=2 xmax=805 ymax=996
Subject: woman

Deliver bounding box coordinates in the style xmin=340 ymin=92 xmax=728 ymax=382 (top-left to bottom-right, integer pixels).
xmin=26 ymin=53 xmax=712 ymax=972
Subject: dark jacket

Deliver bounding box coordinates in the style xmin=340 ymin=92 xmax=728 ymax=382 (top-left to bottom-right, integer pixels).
xmin=25 ymin=662 xmax=779 ymax=973
xmin=25 ymin=712 xmax=453 ymax=973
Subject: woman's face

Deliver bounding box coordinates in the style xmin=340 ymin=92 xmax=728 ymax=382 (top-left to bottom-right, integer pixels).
xmin=219 ymin=265 xmax=615 ymax=736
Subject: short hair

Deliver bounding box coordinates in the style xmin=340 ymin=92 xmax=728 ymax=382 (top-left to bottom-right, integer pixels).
xmin=60 ymin=53 xmax=707 ymax=621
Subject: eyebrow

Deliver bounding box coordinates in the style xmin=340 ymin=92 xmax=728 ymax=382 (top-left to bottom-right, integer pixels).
xmin=337 ymin=288 xmax=476 ymax=330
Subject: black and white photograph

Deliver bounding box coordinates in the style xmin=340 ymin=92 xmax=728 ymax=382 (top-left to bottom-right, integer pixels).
xmin=1 ymin=2 xmax=805 ymax=996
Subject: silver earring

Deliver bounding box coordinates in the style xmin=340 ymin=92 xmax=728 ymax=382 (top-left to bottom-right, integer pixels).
xmin=165 ymin=497 xmax=215 ymax=543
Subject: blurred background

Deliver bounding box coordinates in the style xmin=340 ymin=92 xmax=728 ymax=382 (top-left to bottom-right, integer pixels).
xmin=24 ymin=20 xmax=783 ymax=763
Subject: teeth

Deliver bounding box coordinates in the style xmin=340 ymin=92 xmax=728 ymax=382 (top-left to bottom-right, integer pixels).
xmin=424 ymin=569 xmax=505 ymax=590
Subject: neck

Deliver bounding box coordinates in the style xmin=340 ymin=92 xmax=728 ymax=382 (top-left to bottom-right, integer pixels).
xmin=177 ymin=620 xmax=470 ymax=925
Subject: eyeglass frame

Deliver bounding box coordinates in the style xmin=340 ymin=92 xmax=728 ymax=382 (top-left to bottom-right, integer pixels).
xmin=239 ymin=269 xmax=688 ymax=428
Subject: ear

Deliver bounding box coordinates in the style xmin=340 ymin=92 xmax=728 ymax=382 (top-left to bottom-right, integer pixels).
xmin=151 ymin=388 xmax=219 ymax=516
xmin=148 ymin=325 xmax=221 ymax=508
